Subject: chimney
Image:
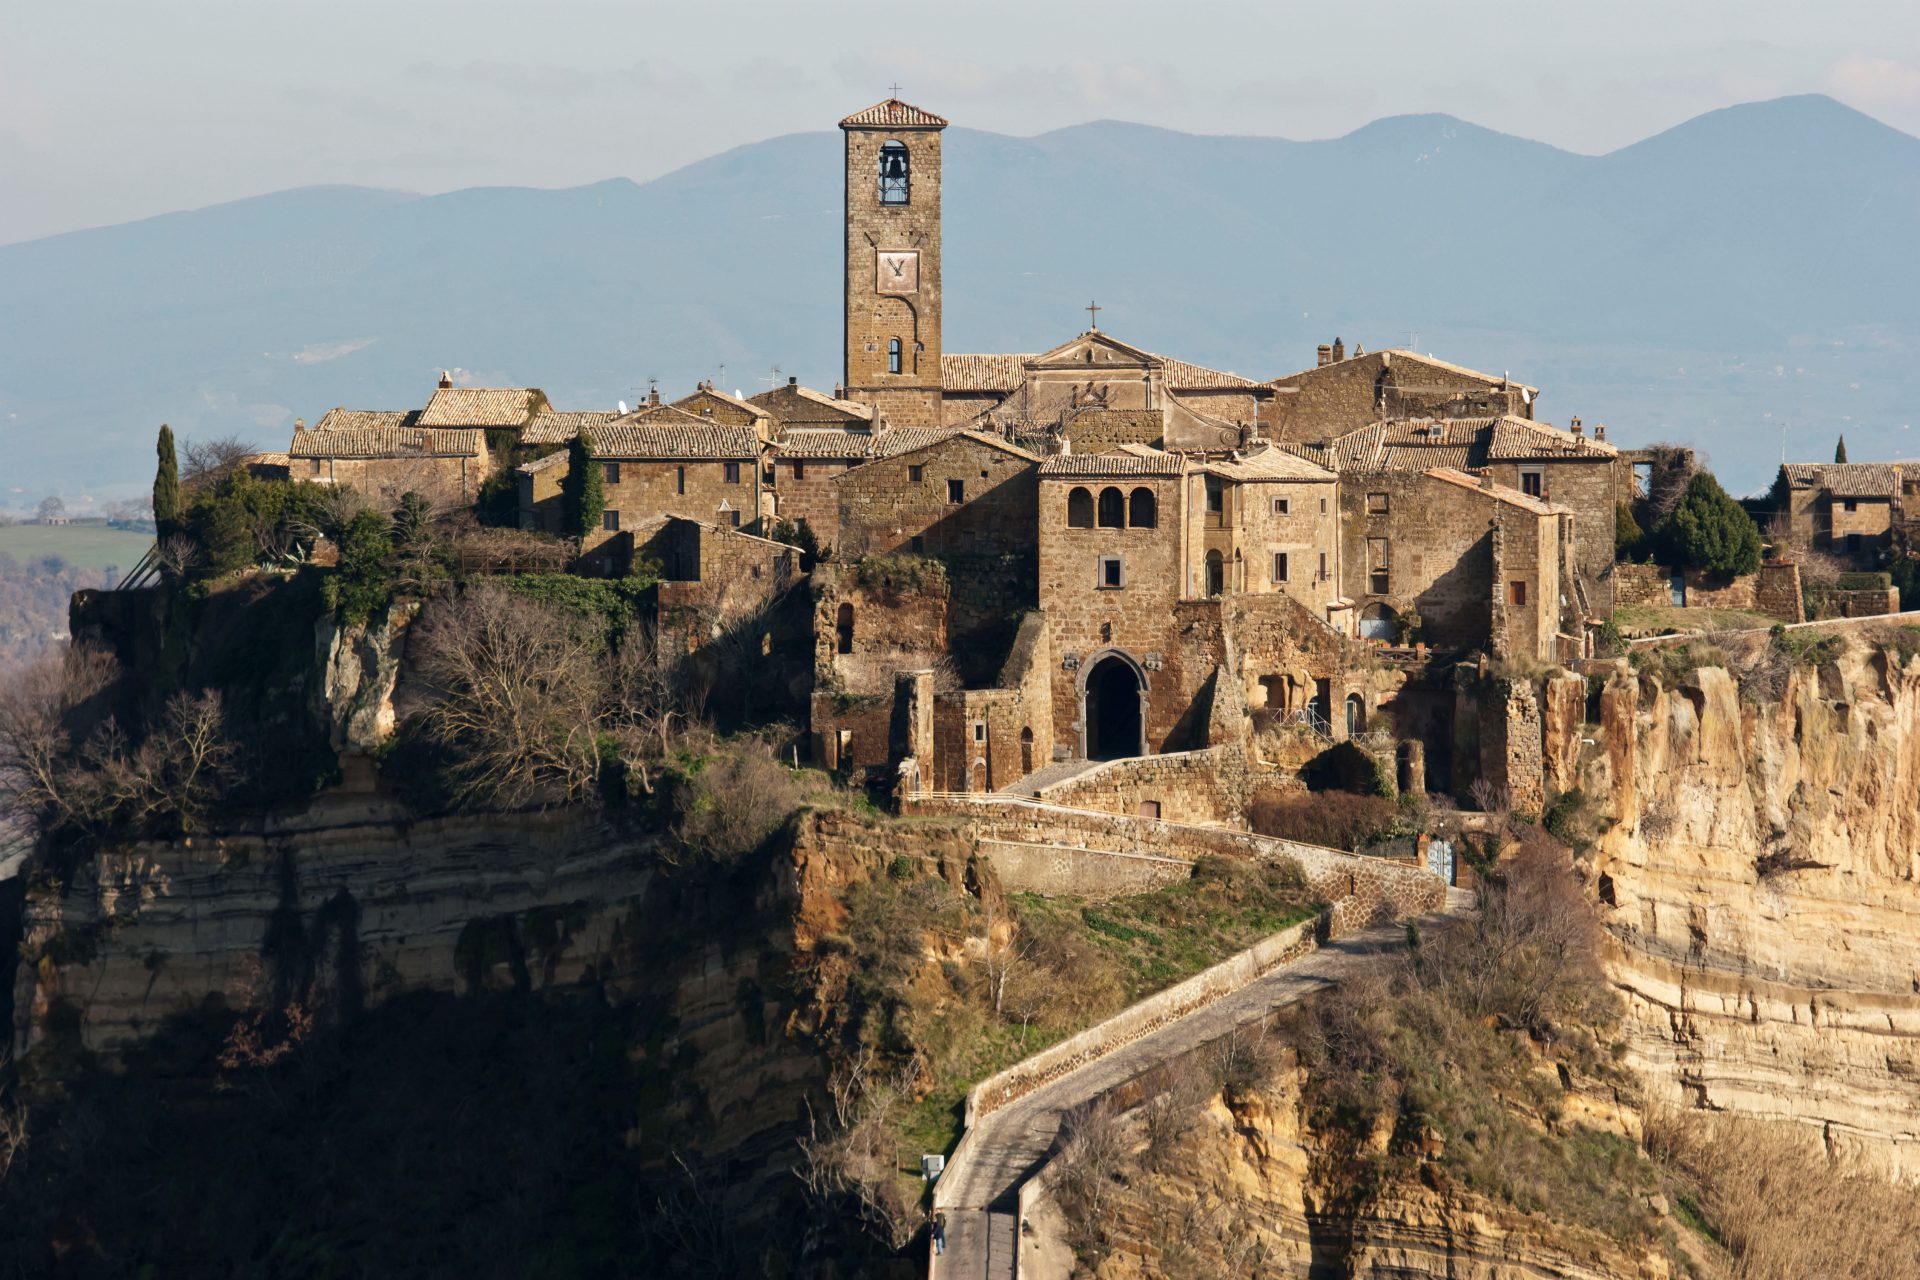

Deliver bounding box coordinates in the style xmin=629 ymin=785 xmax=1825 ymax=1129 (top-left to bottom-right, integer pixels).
xmin=1570 ymin=416 xmax=1583 ymax=436
xmin=1595 ymin=423 xmax=1607 ymax=442
xmin=648 ymin=386 xmax=660 ymax=407
xmin=1480 ymin=471 xmax=1495 ymax=491
xmin=834 ymin=383 xmax=846 ymax=399
xmin=1332 ymin=336 xmax=1345 ymax=362
xmin=293 ymin=417 xmax=304 ymax=432
xmin=1316 ymin=343 xmax=1333 ymax=368
xmin=788 ymin=375 xmax=798 ymax=386
xmin=438 ymin=371 xmax=453 ymax=389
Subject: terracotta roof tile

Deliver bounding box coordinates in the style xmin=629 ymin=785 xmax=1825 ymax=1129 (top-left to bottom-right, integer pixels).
xmin=1484 ymin=416 xmax=1617 ymax=459
xmin=839 ymin=98 xmax=948 ymax=129
xmin=1270 ymin=348 xmax=1537 ymax=395
xmin=290 ymin=425 xmax=483 ymax=459
xmin=417 ymin=387 xmax=542 ymax=428
xmin=1202 ymin=446 xmax=1337 ymax=483
xmin=942 ymin=354 xmax=1034 ymax=392
xmin=1038 ymin=450 xmax=1185 ymax=478
xmin=522 ymin=411 xmax=615 ymax=446
xmin=1781 ymin=462 xmax=1909 ymax=497
xmin=1425 ymin=467 xmax=1563 ymax=515
xmin=588 ymin=420 xmax=761 ymax=460
xmin=310 ymin=408 xmax=417 ymax=434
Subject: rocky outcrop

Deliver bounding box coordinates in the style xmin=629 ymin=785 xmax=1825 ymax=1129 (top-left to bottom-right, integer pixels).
xmin=1582 ymin=647 xmax=1920 ymax=1180
xmin=313 ymin=601 xmax=418 ymax=758
xmin=1045 ymin=1054 xmax=1674 ymax=1280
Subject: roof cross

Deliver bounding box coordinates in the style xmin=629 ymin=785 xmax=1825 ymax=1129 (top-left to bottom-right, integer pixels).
xmin=1086 ymin=300 xmax=1101 ymax=330
xmin=889 ymin=83 xmax=902 ymax=99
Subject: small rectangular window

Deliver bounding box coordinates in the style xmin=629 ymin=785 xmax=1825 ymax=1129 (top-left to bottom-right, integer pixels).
xmin=604 ymin=461 xmax=621 ymax=485
xmin=910 ymin=534 xmax=925 ymax=553
xmin=909 ymin=464 xmax=924 ymax=483
xmin=724 ymin=461 xmax=741 ymax=484
xmin=1367 ymin=492 xmax=1389 ymax=515
xmin=1510 ymin=580 xmax=1527 ymax=606
xmin=1844 ymin=499 xmax=1858 ymax=513
xmin=973 ymin=723 xmax=986 ymax=743
xmin=1320 ymin=497 xmax=1328 ymax=514
xmin=1520 ymin=470 xmax=1543 ymax=498
xmin=1206 ymin=481 xmax=1224 ymax=514
xmin=792 ymin=461 xmax=806 ymax=481
xmin=1368 ymin=537 xmax=1389 ymax=594
xmin=676 ymin=466 xmax=686 ymax=495
xmin=310 ymin=458 xmax=323 ymax=476
xmin=1272 ymin=497 xmax=1290 ymax=515
xmin=1099 ymin=556 xmax=1124 ymax=589
xmin=947 ymin=478 xmax=964 ymax=504
xmin=1318 ymin=551 xmax=1328 ymax=579
xmin=1273 ymin=552 xmax=1289 ymax=583
xmin=602 ymin=510 xmax=620 ymax=532
xmin=729 ymin=510 xmax=741 ymax=528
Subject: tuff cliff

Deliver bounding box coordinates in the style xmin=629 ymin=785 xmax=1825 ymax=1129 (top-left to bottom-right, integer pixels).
xmin=1579 ymin=642 xmax=1920 ymax=1179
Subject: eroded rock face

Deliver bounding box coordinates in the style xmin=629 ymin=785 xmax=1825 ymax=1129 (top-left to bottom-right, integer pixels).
xmin=313 ymin=601 xmax=418 ymax=758
xmin=1586 ymin=651 xmax=1920 ymax=1180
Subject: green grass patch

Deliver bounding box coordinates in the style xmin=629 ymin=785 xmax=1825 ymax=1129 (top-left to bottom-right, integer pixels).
xmin=0 ymin=522 xmax=153 ymax=574
xmin=1614 ymin=603 xmax=1777 ymax=637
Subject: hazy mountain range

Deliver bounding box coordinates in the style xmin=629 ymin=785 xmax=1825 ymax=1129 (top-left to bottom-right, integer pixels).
xmin=3 ymin=92 xmax=1916 ymax=501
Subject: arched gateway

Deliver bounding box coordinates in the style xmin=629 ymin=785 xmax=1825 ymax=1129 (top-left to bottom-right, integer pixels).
xmin=1079 ymin=649 xmax=1148 ymax=761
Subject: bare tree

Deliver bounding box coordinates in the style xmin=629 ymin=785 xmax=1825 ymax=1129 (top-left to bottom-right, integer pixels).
xmin=411 ymin=586 xmax=605 ymax=807
xmin=182 ymin=435 xmax=260 ymax=492
xmin=155 ymin=534 xmax=205 ymax=580
xmin=0 ymin=649 xmax=118 ymax=833
xmin=977 ymin=889 xmax=1029 ymax=1017
xmin=796 ymin=1049 xmax=920 ymax=1249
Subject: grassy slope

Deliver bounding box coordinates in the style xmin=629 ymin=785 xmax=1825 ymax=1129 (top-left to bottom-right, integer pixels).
xmin=0 ymin=523 xmax=152 ymax=573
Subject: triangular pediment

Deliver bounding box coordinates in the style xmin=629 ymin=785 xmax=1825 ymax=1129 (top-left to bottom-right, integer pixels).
xmin=1026 ymin=330 xmax=1163 ymax=374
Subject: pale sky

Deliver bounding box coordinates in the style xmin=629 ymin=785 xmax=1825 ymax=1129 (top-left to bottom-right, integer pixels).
xmin=4 ymin=0 xmax=1919 ymax=245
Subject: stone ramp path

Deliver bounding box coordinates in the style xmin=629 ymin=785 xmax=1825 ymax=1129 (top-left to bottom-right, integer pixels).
xmin=1000 ymin=758 xmax=1105 ymax=797
xmin=931 ymin=894 xmax=1472 ymax=1280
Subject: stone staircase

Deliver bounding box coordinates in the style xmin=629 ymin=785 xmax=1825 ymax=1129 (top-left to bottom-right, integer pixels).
xmin=1001 ymin=757 xmax=1106 ymax=798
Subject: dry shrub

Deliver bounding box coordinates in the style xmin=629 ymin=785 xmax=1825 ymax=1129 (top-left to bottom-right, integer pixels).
xmin=411 ymin=586 xmax=604 ymax=807
xmin=1052 ymin=1099 xmax=1127 ymax=1259
xmin=1644 ymin=1106 xmax=1920 ymax=1280
xmin=1001 ymin=906 xmax=1126 ymax=1034
xmin=671 ymin=739 xmax=799 ymax=865
xmin=796 ymin=1051 xmax=923 ymax=1250
xmin=1249 ymin=787 xmax=1398 ymax=851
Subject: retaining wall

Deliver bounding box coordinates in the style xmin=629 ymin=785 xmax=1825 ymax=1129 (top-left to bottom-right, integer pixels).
xmin=1033 ymin=745 xmax=1250 ymax=826
xmin=978 ymin=838 xmax=1192 ymax=900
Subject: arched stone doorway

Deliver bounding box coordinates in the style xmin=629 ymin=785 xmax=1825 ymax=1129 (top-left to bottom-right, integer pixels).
xmin=1345 ymin=694 xmax=1366 ymax=737
xmin=1080 ymin=651 xmax=1147 ymax=761
xmin=1019 ymin=726 xmax=1034 ymax=775
xmin=1204 ymin=550 xmax=1224 ymax=598
xmin=1358 ymin=602 xmax=1398 ymax=642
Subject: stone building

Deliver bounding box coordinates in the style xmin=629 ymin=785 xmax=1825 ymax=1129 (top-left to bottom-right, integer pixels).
xmin=771 ymin=425 xmax=958 ymax=547
xmin=671 ymin=383 xmax=776 ymax=438
xmin=417 ymin=375 xmax=548 ymax=436
xmin=842 ymin=99 xmax=948 ymax=427
xmin=591 ymin=409 xmax=768 ymax=534
xmin=290 ymin=412 xmax=489 ymax=508
xmin=1774 ymin=461 xmax=1911 ymax=567
xmin=832 ymin=430 xmax=1038 ymax=560
xmin=942 ymin=330 xmax=1262 ymax=450
xmin=750 ymin=379 xmax=874 ymax=431
xmin=1265 ymin=343 xmax=1536 ymax=441
xmin=1300 ymin=413 xmax=1619 ymax=614
xmin=1337 ymin=466 xmax=1573 ymax=660
xmin=1190 ymin=445 xmax=1345 ymax=619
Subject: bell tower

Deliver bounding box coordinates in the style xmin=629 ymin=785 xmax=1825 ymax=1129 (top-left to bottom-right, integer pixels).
xmin=841 ymin=97 xmax=947 ymax=427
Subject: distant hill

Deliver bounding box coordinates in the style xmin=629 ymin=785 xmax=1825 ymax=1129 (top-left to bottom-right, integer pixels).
xmin=3 ymin=93 xmax=1916 ymax=498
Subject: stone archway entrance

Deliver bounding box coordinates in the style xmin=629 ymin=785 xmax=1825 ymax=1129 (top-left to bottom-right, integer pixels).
xmin=1082 ymin=652 xmax=1147 ymax=761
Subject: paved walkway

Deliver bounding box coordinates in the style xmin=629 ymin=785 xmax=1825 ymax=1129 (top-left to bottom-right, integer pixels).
xmin=931 ymin=893 xmax=1471 ymax=1279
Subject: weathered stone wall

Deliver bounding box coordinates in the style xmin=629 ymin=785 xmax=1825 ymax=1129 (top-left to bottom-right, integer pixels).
xmin=1483 ymin=456 xmax=1620 ymax=613
xmin=1230 ymin=477 xmax=1343 ymax=614
xmin=1613 ymin=562 xmax=1671 ymax=608
xmin=977 ymin=838 xmax=1192 ymax=899
xmin=298 ymin=451 xmax=487 ymax=509
xmin=809 ymin=561 xmax=949 ymax=687
xmin=1267 ymin=349 xmax=1528 ymax=441
xmin=1035 ymin=745 xmax=1251 ymax=825
xmin=832 ymin=433 xmax=1037 ymax=561
xmin=931 ymin=612 xmax=1054 ymax=791
xmin=1341 ymin=470 xmax=1494 ymax=647
xmin=771 ymin=456 xmax=860 ymax=548
xmin=602 ymin=456 xmax=761 ymax=531
xmin=1616 ymin=562 xmax=1806 ymax=624
xmin=1756 ymin=561 xmax=1807 ymax=622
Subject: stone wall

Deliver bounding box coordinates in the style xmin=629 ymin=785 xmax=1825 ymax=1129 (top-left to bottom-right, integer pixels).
xmin=771 ymin=456 xmax=861 ymax=549
xmin=832 ymin=433 xmax=1037 ymax=561
xmin=1756 ymin=562 xmax=1807 ymax=623
xmin=931 ymin=612 xmax=1054 ymax=791
xmin=602 ymin=456 xmax=762 ymax=532
xmin=1267 ymin=349 xmax=1528 ymax=441
xmin=1034 ymin=745 xmax=1251 ymax=825
xmin=1615 ymin=561 xmax=1805 ymax=624
xmin=977 ymin=838 xmax=1192 ymax=899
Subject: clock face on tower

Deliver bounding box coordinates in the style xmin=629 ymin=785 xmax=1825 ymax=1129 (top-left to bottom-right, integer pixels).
xmin=875 ymin=250 xmax=920 ymax=296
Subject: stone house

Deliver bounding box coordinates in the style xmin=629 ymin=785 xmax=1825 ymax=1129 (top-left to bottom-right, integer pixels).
xmin=290 ymin=412 xmax=489 ymax=507
xmin=1265 ymin=343 xmax=1536 ymax=441
xmin=749 ymin=379 xmax=874 ymax=431
xmin=520 ymin=410 xmax=615 ymax=451
xmin=1775 ymin=462 xmax=1910 ymax=567
xmin=417 ymin=376 xmax=548 ymax=438
xmin=590 ymin=409 xmax=768 ymax=535
xmin=671 ymin=382 xmax=776 ymax=439
xmin=831 ymin=430 xmax=1039 ymax=560
xmin=631 ymin=514 xmax=801 ymax=656
xmin=1190 ymin=445 xmax=1345 ymax=620
xmin=1337 ymin=466 xmax=1573 ymax=660
xmin=1302 ymin=414 xmax=1619 ymax=614
xmin=770 ymin=425 xmax=957 ymax=548
xmin=942 ymin=329 xmax=1262 ymax=450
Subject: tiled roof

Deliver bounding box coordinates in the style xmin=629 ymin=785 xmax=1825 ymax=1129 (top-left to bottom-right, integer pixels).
xmin=776 ymin=426 xmax=967 ymax=461
xmin=417 ymin=387 xmax=542 ymax=428
xmin=1484 ymin=417 xmax=1616 ymax=459
xmin=1039 ymin=450 xmax=1185 ymax=478
xmin=840 ymin=98 xmax=948 ymax=129
xmin=1384 ymin=445 xmax=1475 ymax=471
xmin=673 ymin=386 xmax=774 ymax=421
xmin=1270 ymin=348 xmax=1537 ymax=395
xmin=942 ymin=354 xmax=1033 ymax=392
xmin=522 ymin=411 xmax=616 ymax=446
xmin=1425 ymin=467 xmax=1562 ymax=516
xmin=1202 ymin=446 xmax=1338 ymax=483
xmin=588 ymin=421 xmax=761 ymax=460
xmin=1781 ymin=462 xmax=1907 ymax=497
xmin=311 ymin=408 xmax=417 ymax=434
xmin=751 ymin=384 xmax=875 ymax=425
xmin=884 ymin=428 xmax=1038 ymax=464
xmin=1159 ymin=356 xmax=1258 ymax=390
xmin=290 ymin=426 xmax=484 ymax=459
xmin=516 ymin=449 xmax=569 ymax=475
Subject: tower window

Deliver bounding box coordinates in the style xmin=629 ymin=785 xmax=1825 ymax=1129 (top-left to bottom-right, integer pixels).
xmin=878 ymin=141 xmax=910 ymax=205
xmin=888 ymin=338 xmax=903 ymax=374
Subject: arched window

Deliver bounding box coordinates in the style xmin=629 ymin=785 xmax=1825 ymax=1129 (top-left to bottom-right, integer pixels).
xmin=836 ymin=603 xmax=854 ymax=655
xmin=1067 ymin=487 xmax=1094 ymax=528
xmin=1346 ymin=694 xmax=1366 ymax=737
xmin=1097 ymin=486 xmax=1125 ymax=528
xmin=878 ymin=141 xmax=910 ymax=205
xmin=1128 ymin=486 xmax=1157 ymax=528
xmin=887 ymin=338 xmax=903 ymax=374
xmin=1204 ymin=549 xmax=1224 ymax=598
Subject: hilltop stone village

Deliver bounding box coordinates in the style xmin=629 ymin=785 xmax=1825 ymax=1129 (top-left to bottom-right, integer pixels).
xmin=254 ymin=97 xmax=1904 ymax=818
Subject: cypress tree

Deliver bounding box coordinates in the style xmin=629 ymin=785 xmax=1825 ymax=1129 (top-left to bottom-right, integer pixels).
xmin=561 ymin=431 xmax=605 ymax=540
xmin=153 ymin=423 xmax=180 ymax=535
xmin=1835 ymin=435 xmax=1849 ymax=463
